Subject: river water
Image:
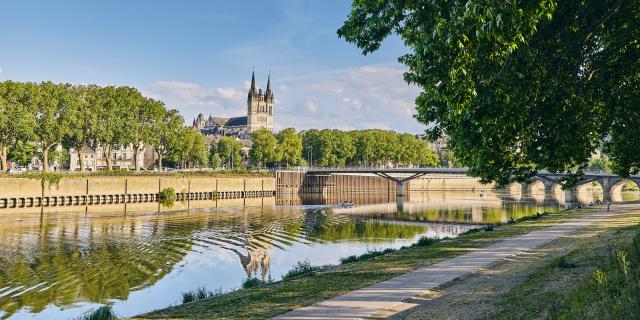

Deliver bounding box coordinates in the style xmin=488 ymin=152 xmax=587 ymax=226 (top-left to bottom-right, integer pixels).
xmin=0 ymin=190 xmax=637 ymax=319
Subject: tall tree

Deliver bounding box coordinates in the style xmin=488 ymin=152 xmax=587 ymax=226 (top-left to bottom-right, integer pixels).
xmin=62 ymin=85 xmax=97 ymax=172
xmin=0 ymin=81 xmax=35 ymax=171
xmin=276 ymin=128 xmax=304 ymax=167
xmin=95 ymin=86 xmax=128 ymax=170
xmin=249 ymin=129 xmax=278 ymax=168
xmin=339 ymin=0 xmax=640 ymax=186
xmin=31 ymin=82 xmax=73 ymax=172
xmin=214 ymin=136 xmax=243 ymax=169
xmin=151 ymin=109 xmax=184 ymax=171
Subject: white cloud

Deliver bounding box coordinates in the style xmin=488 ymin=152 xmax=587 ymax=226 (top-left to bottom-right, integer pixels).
xmin=276 ymin=65 xmax=423 ymax=133
xmin=144 ymin=64 xmax=424 ymax=133
xmin=302 ymin=99 xmax=317 ymax=113
xmin=144 ymin=81 xmax=246 ymax=119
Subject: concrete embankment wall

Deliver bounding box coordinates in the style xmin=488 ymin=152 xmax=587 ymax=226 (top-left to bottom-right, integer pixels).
xmin=0 ymin=175 xmax=275 ymax=213
xmin=276 ymin=171 xmax=493 ymax=194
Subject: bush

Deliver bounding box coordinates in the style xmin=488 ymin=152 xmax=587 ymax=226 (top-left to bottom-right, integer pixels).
xmin=159 ymin=187 xmax=176 ymax=207
xmin=75 ymin=305 xmax=117 ymax=320
xmin=340 ymin=248 xmax=397 ymax=264
xmin=181 ymin=286 xmax=222 ymax=304
xmin=242 ymin=277 xmax=268 ymax=289
xmin=282 ymin=259 xmax=321 ymax=280
xmin=412 ymin=236 xmax=437 ymax=247
xmin=551 ymin=255 xmax=577 ymax=269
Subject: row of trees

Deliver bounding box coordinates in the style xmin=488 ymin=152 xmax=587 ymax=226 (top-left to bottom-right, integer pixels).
xmin=0 ymin=81 xmax=208 ymax=172
xmin=245 ymin=128 xmax=440 ymax=168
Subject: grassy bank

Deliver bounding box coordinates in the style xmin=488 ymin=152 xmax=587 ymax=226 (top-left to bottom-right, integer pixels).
xmin=136 ymin=208 xmax=594 ymax=320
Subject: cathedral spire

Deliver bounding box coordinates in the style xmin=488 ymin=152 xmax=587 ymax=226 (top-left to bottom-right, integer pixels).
xmin=250 ymin=69 xmax=256 ymax=91
xmin=266 ymin=72 xmax=271 ymax=92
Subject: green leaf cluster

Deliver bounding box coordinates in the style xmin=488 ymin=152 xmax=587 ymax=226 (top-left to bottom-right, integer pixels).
xmin=339 ymin=0 xmax=640 ymax=186
xmin=302 ymin=129 xmax=439 ymax=167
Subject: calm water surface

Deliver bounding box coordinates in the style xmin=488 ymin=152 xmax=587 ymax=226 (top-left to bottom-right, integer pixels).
xmin=0 ymin=190 xmax=633 ymax=319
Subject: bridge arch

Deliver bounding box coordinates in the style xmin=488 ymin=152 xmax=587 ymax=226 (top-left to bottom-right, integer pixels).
xmin=611 ymin=179 xmax=640 ymax=202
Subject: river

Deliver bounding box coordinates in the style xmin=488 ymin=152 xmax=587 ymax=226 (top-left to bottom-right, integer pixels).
xmin=0 ymin=190 xmax=637 ymax=319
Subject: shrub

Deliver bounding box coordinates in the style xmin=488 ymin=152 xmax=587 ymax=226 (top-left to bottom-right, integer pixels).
xmin=242 ymin=277 xmax=268 ymax=289
xmin=75 ymin=305 xmax=117 ymax=320
xmin=340 ymin=248 xmax=397 ymax=264
xmin=551 ymin=255 xmax=576 ymax=269
xmin=159 ymin=187 xmax=176 ymax=207
xmin=412 ymin=236 xmax=437 ymax=247
xmin=181 ymin=286 xmax=223 ymax=304
xmin=282 ymin=259 xmax=321 ymax=280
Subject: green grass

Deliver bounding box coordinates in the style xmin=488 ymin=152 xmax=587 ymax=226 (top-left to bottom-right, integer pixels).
xmin=75 ymin=305 xmax=118 ymax=320
xmin=479 ymin=214 xmax=640 ymax=320
xmin=281 ymin=260 xmax=323 ymax=280
xmin=550 ymin=230 xmax=640 ymax=319
xmin=137 ymin=208 xmax=589 ymax=320
xmin=181 ymin=287 xmax=224 ymax=304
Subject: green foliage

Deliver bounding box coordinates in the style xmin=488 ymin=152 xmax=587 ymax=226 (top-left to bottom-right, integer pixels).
xmin=339 ymin=0 xmax=640 ymax=185
xmin=249 ymin=129 xmax=278 ymax=168
xmin=7 ymin=140 xmax=38 ymax=167
xmin=158 ymin=187 xmax=176 ymax=208
xmin=412 ymin=236 xmax=437 ymax=247
xmin=588 ymin=157 xmax=612 ymax=173
xmin=212 ymin=136 xmax=243 ymax=170
xmin=75 ymin=305 xmax=118 ymax=320
xmin=242 ymin=277 xmax=269 ymax=289
xmin=550 ymin=255 xmax=577 ymax=269
xmin=301 ymin=129 xmax=439 ymax=167
xmin=281 ymin=260 xmax=321 ymax=280
xmin=276 ymin=128 xmax=304 ymax=167
xmin=210 ymin=153 xmax=222 ymax=169
xmin=340 ymin=248 xmax=397 ymax=264
xmin=549 ymin=233 xmax=640 ymax=319
xmin=181 ymin=287 xmax=222 ymax=304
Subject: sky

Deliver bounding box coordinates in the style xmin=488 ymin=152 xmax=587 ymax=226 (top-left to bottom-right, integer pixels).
xmin=0 ymin=0 xmax=425 ymax=133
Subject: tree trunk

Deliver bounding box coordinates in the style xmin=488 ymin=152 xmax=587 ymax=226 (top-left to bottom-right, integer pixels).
xmin=0 ymin=145 xmax=7 ymax=171
xmin=105 ymin=145 xmax=113 ymax=170
xmin=42 ymin=147 xmax=49 ymax=172
xmin=133 ymin=146 xmax=140 ymax=172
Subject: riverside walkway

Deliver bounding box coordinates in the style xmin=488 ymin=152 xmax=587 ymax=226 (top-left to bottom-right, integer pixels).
xmin=273 ymin=205 xmax=632 ymax=320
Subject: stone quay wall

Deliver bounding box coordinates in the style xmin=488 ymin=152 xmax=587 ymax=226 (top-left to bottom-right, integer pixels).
xmin=0 ymin=175 xmax=275 ymax=211
xmin=276 ymin=171 xmax=493 ymax=194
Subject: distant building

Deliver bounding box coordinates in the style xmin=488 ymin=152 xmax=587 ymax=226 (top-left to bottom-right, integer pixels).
xmin=69 ymin=145 xmax=152 ymax=171
xmin=417 ymin=134 xmax=449 ymax=166
xmin=192 ymin=71 xmax=274 ymax=139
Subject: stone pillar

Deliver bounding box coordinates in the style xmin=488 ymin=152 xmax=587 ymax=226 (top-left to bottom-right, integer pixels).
xmin=564 ymin=187 xmax=576 ymax=209
xmin=396 ymin=181 xmax=405 ymax=197
xmin=521 ymin=183 xmax=530 ymax=197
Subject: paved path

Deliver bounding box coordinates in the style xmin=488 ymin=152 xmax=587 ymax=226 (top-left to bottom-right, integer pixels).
xmin=273 ymin=207 xmax=626 ymax=320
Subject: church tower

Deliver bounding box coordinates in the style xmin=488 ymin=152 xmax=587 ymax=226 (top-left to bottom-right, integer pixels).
xmin=247 ymin=71 xmax=274 ymax=133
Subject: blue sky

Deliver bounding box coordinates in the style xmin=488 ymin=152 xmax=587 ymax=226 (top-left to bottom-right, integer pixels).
xmin=0 ymin=1 xmax=424 ymax=132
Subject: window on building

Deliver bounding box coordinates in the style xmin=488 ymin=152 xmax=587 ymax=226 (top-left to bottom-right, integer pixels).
xmin=113 ymin=153 xmax=117 ymax=160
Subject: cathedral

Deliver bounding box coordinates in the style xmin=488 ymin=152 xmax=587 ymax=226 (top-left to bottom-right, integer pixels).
xmin=192 ymin=71 xmax=274 ymax=138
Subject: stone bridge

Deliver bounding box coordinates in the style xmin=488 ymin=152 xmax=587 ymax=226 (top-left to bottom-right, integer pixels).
xmin=306 ymin=167 xmax=640 ymax=204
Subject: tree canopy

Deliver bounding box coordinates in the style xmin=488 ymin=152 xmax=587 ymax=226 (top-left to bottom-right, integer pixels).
xmin=339 ymin=0 xmax=640 ymax=186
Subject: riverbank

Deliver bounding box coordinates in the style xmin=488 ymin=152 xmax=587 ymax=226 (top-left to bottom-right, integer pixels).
xmin=389 ymin=203 xmax=640 ymax=319
xmin=136 ymin=205 xmax=639 ymax=319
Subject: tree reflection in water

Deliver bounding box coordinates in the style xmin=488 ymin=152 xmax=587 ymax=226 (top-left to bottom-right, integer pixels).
xmin=0 ymin=190 xmax=563 ymax=319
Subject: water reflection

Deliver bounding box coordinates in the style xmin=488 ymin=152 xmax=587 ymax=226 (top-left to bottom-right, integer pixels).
xmin=0 ymin=189 xmax=604 ymax=319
